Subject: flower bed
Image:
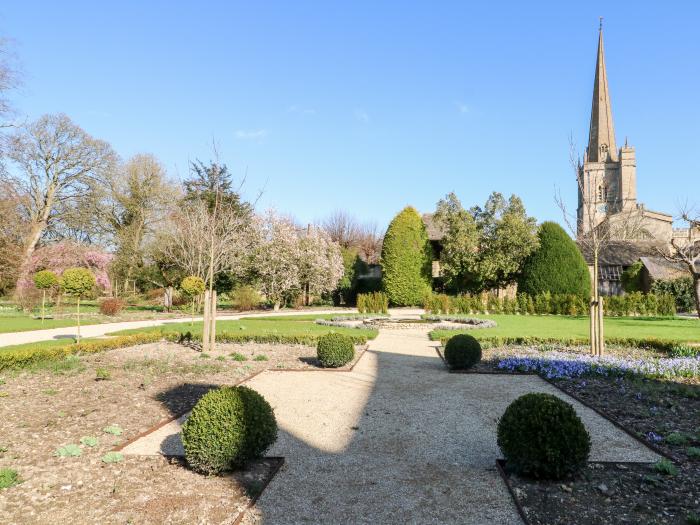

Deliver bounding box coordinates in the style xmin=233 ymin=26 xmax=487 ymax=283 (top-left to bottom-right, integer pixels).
xmin=496 ymin=352 xmax=700 ymax=380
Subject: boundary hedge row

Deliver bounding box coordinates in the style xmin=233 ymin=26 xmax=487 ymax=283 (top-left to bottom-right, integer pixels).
xmin=424 ymin=291 xmax=676 ymax=317
xmin=0 ymin=333 xmax=163 ymax=370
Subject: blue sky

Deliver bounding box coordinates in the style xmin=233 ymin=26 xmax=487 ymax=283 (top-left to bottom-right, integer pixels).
xmin=2 ymin=1 xmax=699 ymax=231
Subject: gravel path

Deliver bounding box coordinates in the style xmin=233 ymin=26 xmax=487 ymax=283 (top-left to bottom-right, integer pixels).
xmin=122 ymin=324 xmax=659 ymax=524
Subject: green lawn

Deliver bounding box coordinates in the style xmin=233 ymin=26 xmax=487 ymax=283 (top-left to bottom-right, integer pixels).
xmin=108 ymin=318 xmax=378 ymax=342
xmin=429 ymin=314 xmax=700 ymax=343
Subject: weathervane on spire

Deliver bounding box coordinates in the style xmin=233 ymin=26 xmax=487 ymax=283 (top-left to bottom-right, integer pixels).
xmin=599 ymin=16 xmax=603 ymax=31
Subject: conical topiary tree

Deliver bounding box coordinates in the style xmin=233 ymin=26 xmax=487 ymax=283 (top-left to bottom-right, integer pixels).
xmin=380 ymin=206 xmax=432 ymax=306
xmin=517 ymin=221 xmax=591 ymax=298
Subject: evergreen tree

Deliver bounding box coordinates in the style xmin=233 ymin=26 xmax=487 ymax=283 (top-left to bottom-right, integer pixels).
xmin=517 ymin=221 xmax=591 ymax=297
xmin=183 ymin=159 xmax=252 ymax=216
xmin=380 ymin=206 xmax=432 ymax=306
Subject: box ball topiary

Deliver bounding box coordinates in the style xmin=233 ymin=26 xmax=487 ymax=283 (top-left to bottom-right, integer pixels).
xmin=181 ymin=386 xmax=277 ymax=475
xmin=497 ymin=392 xmax=591 ymax=480
xmin=444 ymin=334 xmax=482 ymax=369
xmin=317 ymin=333 xmax=355 ymax=368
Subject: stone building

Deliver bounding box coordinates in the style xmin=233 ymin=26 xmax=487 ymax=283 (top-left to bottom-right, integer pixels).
xmin=577 ymin=24 xmax=697 ymax=294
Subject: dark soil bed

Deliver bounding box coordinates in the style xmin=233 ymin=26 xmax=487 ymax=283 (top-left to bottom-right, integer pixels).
xmin=481 ymin=345 xmax=700 ymax=525
xmin=0 ymin=340 xmax=359 ymax=524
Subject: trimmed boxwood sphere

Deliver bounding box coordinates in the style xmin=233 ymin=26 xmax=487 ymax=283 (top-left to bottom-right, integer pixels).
xmin=317 ymin=333 xmax=355 ymax=368
xmin=497 ymin=393 xmax=591 ymax=480
xmin=181 ymin=386 xmax=277 ymax=475
xmin=444 ymin=334 xmax=482 ymax=369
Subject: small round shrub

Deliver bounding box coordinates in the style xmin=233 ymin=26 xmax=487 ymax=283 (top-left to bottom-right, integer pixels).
xmin=181 ymin=386 xmax=277 ymax=475
xmin=33 ymin=270 xmax=59 ymax=290
xmin=99 ymin=297 xmax=125 ymax=316
xmin=317 ymin=333 xmax=355 ymax=368
xmin=60 ymin=267 xmax=96 ymax=297
xmin=181 ymin=275 xmax=205 ymax=297
xmin=497 ymin=393 xmax=591 ymax=480
xmin=444 ymin=334 xmax=482 ymax=369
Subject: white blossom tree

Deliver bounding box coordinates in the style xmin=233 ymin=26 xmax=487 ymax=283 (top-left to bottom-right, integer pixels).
xmin=254 ymin=211 xmax=302 ymax=310
xmin=298 ymin=225 xmax=344 ymax=305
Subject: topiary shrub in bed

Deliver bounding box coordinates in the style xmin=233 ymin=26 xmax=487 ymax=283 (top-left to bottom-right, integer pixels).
xmin=181 ymin=386 xmax=277 ymax=475
xmin=497 ymin=392 xmax=591 ymax=480
xmin=444 ymin=334 xmax=482 ymax=369
xmin=317 ymin=333 xmax=355 ymax=368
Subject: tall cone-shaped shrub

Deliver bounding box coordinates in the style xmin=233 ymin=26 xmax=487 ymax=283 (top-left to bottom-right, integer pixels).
xmin=381 ymin=206 xmax=432 ymax=306
xmin=517 ymin=221 xmax=590 ymax=298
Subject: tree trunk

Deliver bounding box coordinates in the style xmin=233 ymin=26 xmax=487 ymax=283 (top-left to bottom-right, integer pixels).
xmin=163 ymin=287 xmax=173 ymax=312
xmin=274 ymin=301 xmax=280 ymax=311
xmin=202 ymin=290 xmax=211 ymax=353
xmin=76 ymin=297 xmax=81 ymax=343
xmin=41 ymin=290 xmax=46 ymax=325
xmin=693 ymin=274 xmax=700 ymax=319
xmin=209 ymin=290 xmax=217 ymax=351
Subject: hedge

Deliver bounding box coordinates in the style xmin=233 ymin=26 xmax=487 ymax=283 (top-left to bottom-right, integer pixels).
xmin=433 ymin=333 xmax=698 ymax=358
xmin=173 ymin=329 xmax=373 ymax=346
xmin=0 ymin=333 xmax=164 ymax=371
xmin=357 ymin=292 xmax=389 ymax=314
xmin=423 ymin=291 xmax=676 ymax=317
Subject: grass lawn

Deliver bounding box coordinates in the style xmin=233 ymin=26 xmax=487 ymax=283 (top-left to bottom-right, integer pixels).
xmin=108 ymin=318 xmax=378 ymax=341
xmin=429 ymin=314 xmax=700 ymax=343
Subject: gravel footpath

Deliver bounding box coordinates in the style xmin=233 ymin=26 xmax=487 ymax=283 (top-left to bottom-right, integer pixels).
xmin=238 ymin=328 xmax=658 ymax=524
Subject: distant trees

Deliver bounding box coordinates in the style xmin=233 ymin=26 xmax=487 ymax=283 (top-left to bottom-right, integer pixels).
xmin=322 ymin=210 xmax=382 ymax=264
xmin=434 ymin=192 xmax=539 ymax=293
xmin=518 ymin=222 xmax=591 ymax=297
xmin=381 ymin=206 xmax=432 ymax=306
xmin=101 ymin=154 xmax=177 ymax=284
xmin=6 ymin=114 xmax=116 ymax=266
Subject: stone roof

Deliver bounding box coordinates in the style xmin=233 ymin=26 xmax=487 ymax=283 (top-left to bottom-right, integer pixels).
xmin=639 ymin=256 xmax=690 ymax=281
xmin=422 ymin=213 xmax=445 ymax=241
xmin=577 ymin=240 xmax=668 ymax=267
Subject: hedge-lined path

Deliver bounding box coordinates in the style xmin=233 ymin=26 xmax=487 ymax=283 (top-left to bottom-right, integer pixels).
xmin=121 ymin=321 xmax=658 ymax=524
xmin=0 ymin=308 xmax=357 ymax=348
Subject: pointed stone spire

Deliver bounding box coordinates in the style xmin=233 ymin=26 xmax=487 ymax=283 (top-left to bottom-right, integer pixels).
xmin=587 ymin=19 xmax=617 ymax=162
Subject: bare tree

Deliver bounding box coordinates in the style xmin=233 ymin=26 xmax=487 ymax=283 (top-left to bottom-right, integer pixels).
xmin=0 ymin=37 xmax=20 ymax=129
xmin=356 ymin=221 xmax=383 ymax=264
xmin=322 ymin=210 xmax=362 ymax=249
xmin=0 ymin=179 xmax=29 ymax=294
xmin=6 ymin=114 xmax=117 ymax=267
xmin=556 ymin=138 xmax=646 ymax=356
xmin=658 ymin=208 xmax=700 ymax=318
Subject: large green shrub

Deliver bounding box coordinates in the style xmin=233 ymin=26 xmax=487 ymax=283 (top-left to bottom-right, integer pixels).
xmin=381 ymin=206 xmax=432 ymax=306
xmin=444 ymin=334 xmax=482 ymax=369
xmin=517 ymin=222 xmax=590 ymax=298
xmin=181 ymin=386 xmax=277 ymax=475
xmin=497 ymin=393 xmax=591 ymax=479
xmin=316 ymin=333 xmax=355 ymax=368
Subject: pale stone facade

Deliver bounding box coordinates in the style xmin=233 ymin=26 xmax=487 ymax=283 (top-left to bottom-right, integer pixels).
xmin=577 ymin=25 xmax=673 ymax=241
xmin=577 ymin=24 xmax=698 ymax=294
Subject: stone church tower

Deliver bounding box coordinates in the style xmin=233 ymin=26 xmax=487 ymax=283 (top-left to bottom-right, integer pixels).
xmin=577 ymin=23 xmax=638 ymax=236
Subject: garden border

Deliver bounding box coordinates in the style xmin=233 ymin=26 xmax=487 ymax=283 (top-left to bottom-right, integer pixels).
xmin=434 ymin=346 xmax=675 ymax=461
xmin=231 ymin=456 xmax=285 ymax=525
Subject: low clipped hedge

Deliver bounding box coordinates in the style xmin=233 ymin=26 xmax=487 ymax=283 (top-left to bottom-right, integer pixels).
xmin=173 ymin=330 xmax=373 ymax=347
xmin=181 ymin=386 xmax=277 ymax=475
xmin=434 ymin=334 xmax=699 ymax=358
xmin=317 ymin=333 xmax=355 ymax=368
xmin=497 ymin=393 xmax=591 ymax=480
xmin=0 ymin=333 xmax=163 ymax=371
xmin=444 ymin=334 xmax=482 ymax=370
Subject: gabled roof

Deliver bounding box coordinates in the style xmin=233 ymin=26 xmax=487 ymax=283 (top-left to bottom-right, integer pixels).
xmin=639 ymin=256 xmax=690 ymax=281
xmin=422 ymin=213 xmax=445 ymax=241
xmin=577 ymin=240 xmax=668 ymax=267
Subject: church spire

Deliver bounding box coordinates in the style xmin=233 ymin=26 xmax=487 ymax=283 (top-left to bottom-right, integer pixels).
xmin=587 ymin=19 xmax=617 ymax=162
